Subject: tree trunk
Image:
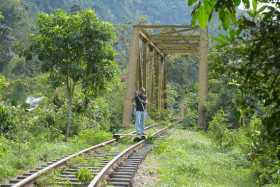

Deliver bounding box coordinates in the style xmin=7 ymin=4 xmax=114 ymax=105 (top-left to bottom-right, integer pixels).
xmin=65 ymin=86 xmax=73 ymax=142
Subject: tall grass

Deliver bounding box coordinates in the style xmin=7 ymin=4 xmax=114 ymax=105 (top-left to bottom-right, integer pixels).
xmin=0 ymin=129 xmax=112 ymax=183
xmin=153 ymin=128 xmax=256 ymax=187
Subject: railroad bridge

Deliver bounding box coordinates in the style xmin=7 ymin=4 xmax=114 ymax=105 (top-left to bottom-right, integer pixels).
xmin=122 ymin=24 xmax=208 ymax=129
xmin=2 ymin=24 xmax=210 ymax=187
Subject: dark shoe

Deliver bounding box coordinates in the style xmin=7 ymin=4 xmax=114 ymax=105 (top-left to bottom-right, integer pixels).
xmin=133 ymin=137 xmax=141 ymax=142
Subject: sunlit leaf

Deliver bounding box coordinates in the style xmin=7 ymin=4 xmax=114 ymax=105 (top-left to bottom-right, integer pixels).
xmin=198 ymin=5 xmax=209 ymax=28
xmin=257 ymin=5 xmax=267 ymax=14
xmin=252 ymin=0 xmax=257 ymax=11
xmin=233 ymin=0 xmax=241 ymax=6
xmin=242 ymin=0 xmax=250 ymax=9
xmin=187 ymin=0 xmax=197 ymax=6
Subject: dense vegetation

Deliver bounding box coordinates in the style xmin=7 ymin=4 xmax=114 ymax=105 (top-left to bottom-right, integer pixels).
xmin=188 ymin=0 xmax=280 ymax=185
xmin=0 ymin=1 xmax=123 ymax=181
xmin=0 ymin=0 xmax=279 ymax=186
xmin=29 ymin=9 xmax=118 ymax=140
xmin=151 ymin=129 xmax=256 ymax=186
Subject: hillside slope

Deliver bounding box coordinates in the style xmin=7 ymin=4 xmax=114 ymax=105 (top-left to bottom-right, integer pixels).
xmin=27 ymin=0 xmax=191 ymax=24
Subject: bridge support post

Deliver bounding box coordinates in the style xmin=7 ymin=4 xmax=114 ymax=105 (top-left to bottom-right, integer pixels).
xmin=122 ymin=27 xmax=140 ymax=127
xmin=163 ymin=58 xmax=167 ymax=109
xmin=198 ymin=28 xmax=208 ymax=130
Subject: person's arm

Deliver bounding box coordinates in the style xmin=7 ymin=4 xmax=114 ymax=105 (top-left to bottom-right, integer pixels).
xmin=141 ymin=95 xmax=148 ymax=104
xmin=138 ymin=97 xmax=145 ymax=104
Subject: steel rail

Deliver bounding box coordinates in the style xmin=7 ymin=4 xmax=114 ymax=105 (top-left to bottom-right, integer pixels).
xmin=88 ymin=125 xmax=171 ymax=187
xmin=11 ymin=125 xmax=156 ymax=187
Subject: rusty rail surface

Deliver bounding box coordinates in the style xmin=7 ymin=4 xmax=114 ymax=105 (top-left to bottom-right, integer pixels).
xmin=9 ymin=125 xmax=156 ymax=187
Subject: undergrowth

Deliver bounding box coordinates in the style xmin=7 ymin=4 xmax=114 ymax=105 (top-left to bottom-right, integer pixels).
xmin=152 ymin=128 xmax=256 ymax=187
xmin=0 ymin=129 xmax=112 ymax=182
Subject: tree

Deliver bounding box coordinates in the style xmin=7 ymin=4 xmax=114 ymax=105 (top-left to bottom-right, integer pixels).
xmin=188 ymin=0 xmax=256 ymax=29
xmin=0 ymin=74 xmax=8 ymax=98
xmin=31 ymin=9 xmax=118 ymax=140
xmin=0 ymin=0 xmax=32 ymax=73
xmin=0 ymin=11 xmax=14 ymax=72
xmin=0 ymin=105 xmax=15 ymax=138
xmin=0 ymin=11 xmax=3 ymax=21
xmin=211 ymin=5 xmax=280 ymax=184
xmin=187 ymin=0 xmax=280 ymax=184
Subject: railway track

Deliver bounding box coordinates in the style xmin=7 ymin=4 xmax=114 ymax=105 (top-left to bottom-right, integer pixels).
xmin=0 ymin=125 xmax=158 ymax=187
xmin=88 ymin=126 xmax=171 ymax=187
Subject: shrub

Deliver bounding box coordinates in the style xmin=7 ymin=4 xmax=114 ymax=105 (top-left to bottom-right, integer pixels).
xmin=248 ymin=113 xmax=280 ymax=186
xmin=76 ymin=168 xmax=92 ymax=183
xmin=181 ymin=110 xmax=197 ymax=128
xmin=154 ymin=141 xmax=169 ymax=155
xmin=145 ymin=118 xmax=156 ymax=126
xmin=75 ymin=129 xmax=112 ymax=146
xmin=0 ymin=136 xmax=9 ymax=157
xmin=0 ymin=105 xmax=15 ymax=138
xmin=86 ymin=97 xmax=111 ymax=130
xmin=208 ymin=109 xmax=235 ymax=150
xmin=5 ymin=80 xmax=27 ymax=106
xmin=160 ymin=109 xmax=172 ymax=121
xmin=0 ymin=75 xmax=8 ymax=97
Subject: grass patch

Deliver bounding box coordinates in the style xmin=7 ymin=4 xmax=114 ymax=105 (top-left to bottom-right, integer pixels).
xmin=152 ymin=128 xmax=256 ymax=187
xmin=0 ymin=127 xmax=138 ymax=183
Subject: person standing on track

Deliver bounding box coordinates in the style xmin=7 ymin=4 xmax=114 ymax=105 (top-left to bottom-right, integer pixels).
xmin=134 ymin=87 xmax=148 ymax=137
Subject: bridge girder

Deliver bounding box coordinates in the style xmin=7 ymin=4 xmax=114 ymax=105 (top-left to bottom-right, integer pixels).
xmin=123 ymin=24 xmax=208 ymax=130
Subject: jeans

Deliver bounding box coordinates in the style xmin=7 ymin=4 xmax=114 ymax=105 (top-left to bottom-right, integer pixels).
xmin=135 ymin=111 xmax=145 ymax=135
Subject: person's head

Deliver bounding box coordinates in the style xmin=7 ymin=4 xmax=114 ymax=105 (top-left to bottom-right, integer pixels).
xmin=140 ymin=87 xmax=145 ymax=94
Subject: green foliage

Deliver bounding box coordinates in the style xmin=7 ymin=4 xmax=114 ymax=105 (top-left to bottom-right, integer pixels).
xmin=144 ymin=118 xmax=156 ymax=127
xmin=0 ymin=74 xmax=8 ymax=97
xmin=167 ymin=56 xmax=198 ymax=89
xmin=4 ymin=80 xmax=27 ymax=106
xmin=209 ymin=2 xmax=280 ymax=185
xmin=0 ymin=129 xmax=97 ymax=182
xmin=166 ymin=84 xmax=177 ymax=110
xmin=0 ymin=11 xmax=3 ymax=22
xmin=0 ymin=0 xmax=32 ymax=73
xmin=0 ymin=105 xmax=15 ymax=138
xmin=30 ymin=9 xmax=118 ymax=139
xmin=208 ymin=110 xmax=236 ymax=150
xmin=145 ymin=135 xmax=155 ymax=144
xmin=188 ymin=0 xmax=253 ymax=29
xmin=89 ymin=97 xmax=111 ymax=130
xmin=35 ymin=169 xmax=63 ymax=187
xmin=166 ymin=56 xmax=198 ymax=121
xmin=153 ymin=129 xmax=256 ymax=186
xmin=68 ymin=156 xmax=88 ymax=166
xmin=29 ymin=0 xmax=191 ymax=25
xmin=249 ymin=112 xmax=280 ymax=186
xmin=31 ymin=9 xmax=117 ymax=95
xmin=153 ymin=140 xmax=169 ymax=155
xmin=207 ymin=73 xmax=241 ymax=128
xmin=181 ymin=110 xmax=197 ymax=128
xmin=76 ymin=168 xmax=93 ymax=183
xmin=0 ymin=74 xmax=7 ymax=87
xmin=104 ymin=78 xmax=124 ymax=132
xmin=74 ymin=129 xmax=112 ymax=146
xmin=0 ymin=136 xmax=9 ymax=157
xmin=0 ymin=0 xmax=203 ymax=184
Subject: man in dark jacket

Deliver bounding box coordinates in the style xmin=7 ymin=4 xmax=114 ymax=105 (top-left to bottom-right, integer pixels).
xmin=134 ymin=87 xmax=147 ymax=136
